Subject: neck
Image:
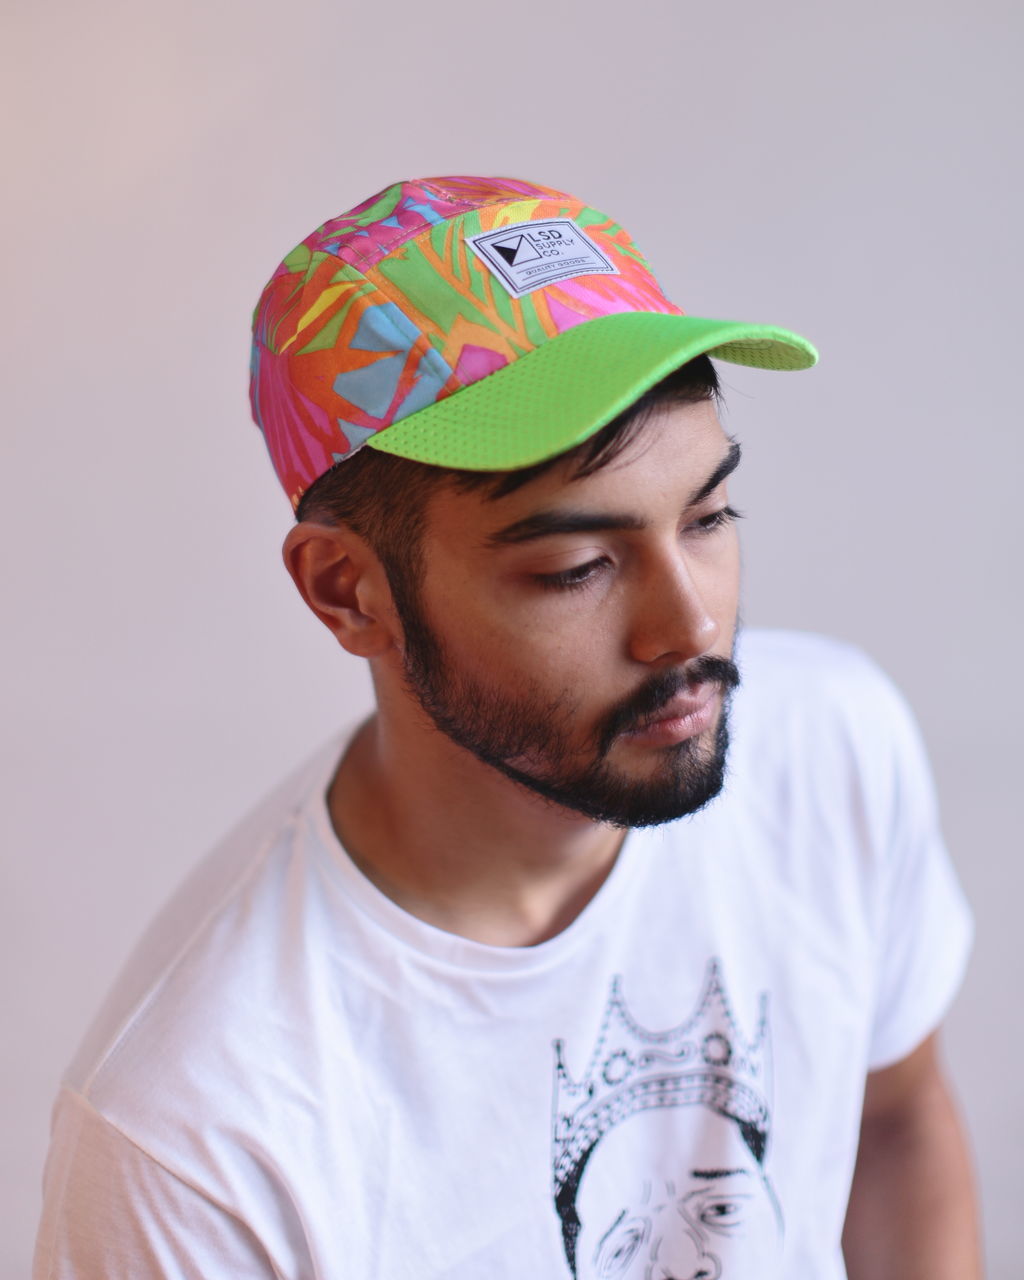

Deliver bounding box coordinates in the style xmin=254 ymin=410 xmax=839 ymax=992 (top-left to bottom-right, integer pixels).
xmin=327 ymin=708 xmax=626 ymax=948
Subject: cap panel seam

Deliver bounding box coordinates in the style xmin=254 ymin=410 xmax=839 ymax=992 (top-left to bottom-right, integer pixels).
xmin=334 ymin=183 xmax=481 ymax=274
xmin=337 ymin=184 xmax=578 ymax=274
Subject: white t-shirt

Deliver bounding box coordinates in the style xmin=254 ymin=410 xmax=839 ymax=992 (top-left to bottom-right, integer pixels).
xmin=34 ymin=631 xmax=972 ymax=1280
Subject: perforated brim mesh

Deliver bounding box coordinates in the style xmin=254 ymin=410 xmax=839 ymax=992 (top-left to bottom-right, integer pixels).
xmin=367 ymin=312 xmax=817 ymax=470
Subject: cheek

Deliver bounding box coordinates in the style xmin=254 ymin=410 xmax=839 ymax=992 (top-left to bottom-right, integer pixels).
xmin=707 ymin=529 xmax=742 ymax=591
xmin=431 ymin=603 xmax=577 ymax=694
xmin=485 ymin=630 xmax=599 ymax=694
xmin=692 ymin=536 xmax=742 ymax=629
xmin=440 ymin=583 xmax=605 ymax=677
xmin=745 ymin=1186 xmax=781 ymax=1242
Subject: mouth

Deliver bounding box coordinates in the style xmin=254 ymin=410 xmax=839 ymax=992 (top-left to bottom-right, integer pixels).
xmin=620 ymin=684 xmax=719 ymax=746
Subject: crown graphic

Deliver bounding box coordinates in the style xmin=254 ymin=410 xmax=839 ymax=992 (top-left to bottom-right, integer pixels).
xmin=552 ymin=958 xmax=771 ymax=1198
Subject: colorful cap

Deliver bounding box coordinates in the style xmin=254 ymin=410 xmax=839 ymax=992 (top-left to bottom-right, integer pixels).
xmin=250 ymin=176 xmax=817 ymax=507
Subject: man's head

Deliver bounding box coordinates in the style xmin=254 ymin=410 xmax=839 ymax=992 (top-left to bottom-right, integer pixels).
xmin=254 ymin=175 xmax=815 ymax=827
xmin=284 ymin=374 xmax=742 ymax=828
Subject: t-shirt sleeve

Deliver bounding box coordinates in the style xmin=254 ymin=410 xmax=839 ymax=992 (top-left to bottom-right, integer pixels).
xmin=863 ymin=670 xmax=974 ymax=1071
xmin=34 ymin=1088 xmax=278 ymax=1280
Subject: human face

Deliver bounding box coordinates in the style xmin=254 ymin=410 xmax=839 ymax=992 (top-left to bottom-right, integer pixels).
xmin=394 ymin=400 xmax=742 ymax=828
xmin=572 ymin=1104 xmax=782 ymax=1280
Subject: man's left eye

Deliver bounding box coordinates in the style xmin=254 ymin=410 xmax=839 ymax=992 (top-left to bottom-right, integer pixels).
xmin=699 ymin=1196 xmax=749 ymax=1230
xmin=533 ymin=558 xmax=608 ymax=591
xmin=690 ymin=505 xmax=741 ymax=535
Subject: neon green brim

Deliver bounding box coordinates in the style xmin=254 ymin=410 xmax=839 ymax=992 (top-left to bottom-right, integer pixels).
xmin=366 ymin=311 xmax=817 ymax=471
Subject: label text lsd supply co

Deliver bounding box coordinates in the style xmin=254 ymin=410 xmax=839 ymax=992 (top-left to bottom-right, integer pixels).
xmin=467 ymin=219 xmax=619 ymax=298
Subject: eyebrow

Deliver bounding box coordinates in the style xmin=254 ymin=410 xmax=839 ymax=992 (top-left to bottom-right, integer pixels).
xmin=691 ymin=1168 xmax=750 ymax=1180
xmin=484 ymin=440 xmax=742 ymax=548
xmin=595 ymin=1209 xmax=627 ymax=1253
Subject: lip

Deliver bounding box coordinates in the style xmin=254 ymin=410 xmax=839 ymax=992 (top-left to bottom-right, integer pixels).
xmin=621 ymin=685 xmax=719 ymax=746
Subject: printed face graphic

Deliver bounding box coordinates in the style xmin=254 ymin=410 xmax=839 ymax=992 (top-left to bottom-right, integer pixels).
xmin=573 ymin=1105 xmax=781 ymax=1280
xmin=394 ymin=401 xmax=743 ymax=827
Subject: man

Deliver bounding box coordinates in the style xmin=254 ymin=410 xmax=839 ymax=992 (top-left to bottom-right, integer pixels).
xmin=35 ymin=175 xmax=981 ymax=1278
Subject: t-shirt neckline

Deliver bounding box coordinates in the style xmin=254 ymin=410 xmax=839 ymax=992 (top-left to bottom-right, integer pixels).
xmin=306 ymin=730 xmax=643 ymax=975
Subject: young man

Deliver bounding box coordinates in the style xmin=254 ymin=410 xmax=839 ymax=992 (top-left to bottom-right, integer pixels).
xmin=35 ymin=176 xmax=981 ymax=1278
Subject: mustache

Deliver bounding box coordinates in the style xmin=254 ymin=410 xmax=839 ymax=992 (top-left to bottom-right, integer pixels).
xmin=597 ymin=655 xmax=741 ymax=755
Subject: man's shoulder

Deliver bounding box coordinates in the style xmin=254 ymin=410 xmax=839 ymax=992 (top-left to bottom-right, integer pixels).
xmin=729 ymin=629 xmax=924 ymax=791
xmin=715 ymin=630 xmax=945 ymax=925
xmin=64 ymin=735 xmax=349 ymax=1107
xmin=734 ymin=628 xmax=910 ymax=721
xmin=737 ymin=627 xmax=884 ymax=682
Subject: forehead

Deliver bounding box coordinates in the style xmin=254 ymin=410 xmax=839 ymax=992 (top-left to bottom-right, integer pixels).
xmin=427 ymin=400 xmax=732 ymax=542
xmin=576 ymin=1103 xmax=759 ymax=1220
xmin=586 ymin=1099 xmax=754 ymax=1172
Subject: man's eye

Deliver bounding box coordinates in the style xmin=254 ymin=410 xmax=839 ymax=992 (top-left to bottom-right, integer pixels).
xmin=594 ymin=1215 xmax=650 ymax=1275
xmin=699 ymin=1195 xmax=750 ymax=1230
xmin=533 ymin=558 xmax=607 ymax=592
xmin=691 ymin=505 xmax=742 ymax=535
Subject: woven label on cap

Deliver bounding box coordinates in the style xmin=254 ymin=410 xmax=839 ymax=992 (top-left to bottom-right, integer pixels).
xmin=467 ymin=219 xmax=619 ymax=298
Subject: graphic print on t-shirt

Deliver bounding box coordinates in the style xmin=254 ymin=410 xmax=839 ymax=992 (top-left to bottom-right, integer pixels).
xmin=551 ymin=959 xmax=782 ymax=1279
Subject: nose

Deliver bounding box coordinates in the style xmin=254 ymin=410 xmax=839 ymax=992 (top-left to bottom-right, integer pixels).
xmin=650 ymin=1222 xmax=722 ymax=1280
xmin=626 ymin=555 xmax=720 ymax=667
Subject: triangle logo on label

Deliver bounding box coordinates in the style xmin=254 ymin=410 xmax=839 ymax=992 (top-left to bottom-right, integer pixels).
xmin=492 ymin=234 xmax=540 ymax=266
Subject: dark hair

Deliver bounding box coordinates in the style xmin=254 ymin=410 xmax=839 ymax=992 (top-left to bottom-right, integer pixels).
xmin=295 ymin=355 xmax=720 ymax=612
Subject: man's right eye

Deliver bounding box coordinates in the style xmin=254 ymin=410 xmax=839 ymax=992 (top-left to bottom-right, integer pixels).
xmin=595 ymin=1215 xmax=650 ymax=1275
xmin=698 ymin=1194 xmax=751 ymax=1232
xmin=533 ymin=558 xmax=608 ymax=591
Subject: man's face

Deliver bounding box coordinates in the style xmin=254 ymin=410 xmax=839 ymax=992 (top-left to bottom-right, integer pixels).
xmin=390 ymin=399 xmax=742 ymax=827
xmin=572 ymin=1103 xmax=782 ymax=1279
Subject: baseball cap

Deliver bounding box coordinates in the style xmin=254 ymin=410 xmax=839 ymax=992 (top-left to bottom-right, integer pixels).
xmin=250 ymin=175 xmax=817 ymax=508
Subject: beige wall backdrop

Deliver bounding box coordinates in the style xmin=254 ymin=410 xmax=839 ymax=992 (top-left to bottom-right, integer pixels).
xmin=3 ymin=0 xmax=1020 ymax=1274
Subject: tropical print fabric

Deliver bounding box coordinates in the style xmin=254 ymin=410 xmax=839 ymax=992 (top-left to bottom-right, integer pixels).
xmin=250 ymin=176 xmax=683 ymax=507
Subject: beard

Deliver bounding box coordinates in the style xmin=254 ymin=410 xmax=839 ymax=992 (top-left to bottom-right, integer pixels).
xmin=392 ymin=577 xmax=739 ymax=829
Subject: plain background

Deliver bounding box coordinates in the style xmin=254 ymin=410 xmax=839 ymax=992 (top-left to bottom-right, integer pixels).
xmin=2 ymin=0 xmax=1020 ymax=1274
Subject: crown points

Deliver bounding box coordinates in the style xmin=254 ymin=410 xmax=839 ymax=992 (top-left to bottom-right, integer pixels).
xmin=552 ymin=958 xmax=772 ymax=1194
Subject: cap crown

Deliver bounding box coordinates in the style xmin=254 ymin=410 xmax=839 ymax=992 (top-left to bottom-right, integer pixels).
xmin=250 ymin=176 xmax=681 ymax=506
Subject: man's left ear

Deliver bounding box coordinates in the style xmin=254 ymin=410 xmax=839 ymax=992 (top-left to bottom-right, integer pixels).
xmin=281 ymin=522 xmax=399 ymax=658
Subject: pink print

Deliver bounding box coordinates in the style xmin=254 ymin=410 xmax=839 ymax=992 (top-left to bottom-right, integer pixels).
xmin=453 ymin=344 xmax=509 ymax=386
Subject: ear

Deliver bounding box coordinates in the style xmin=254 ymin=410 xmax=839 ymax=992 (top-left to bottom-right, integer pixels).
xmin=282 ymin=522 xmax=399 ymax=658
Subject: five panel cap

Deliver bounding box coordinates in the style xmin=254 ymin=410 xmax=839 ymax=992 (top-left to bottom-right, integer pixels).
xmin=250 ymin=175 xmax=817 ymax=507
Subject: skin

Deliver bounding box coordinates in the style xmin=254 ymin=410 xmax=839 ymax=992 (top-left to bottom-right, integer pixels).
xmin=283 ymin=398 xmax=982 ymax=1272
xmin=843 ymin=1032 xmax=983 ymax=1279
xmin=285 ymin=399 xmax=740 ymax=946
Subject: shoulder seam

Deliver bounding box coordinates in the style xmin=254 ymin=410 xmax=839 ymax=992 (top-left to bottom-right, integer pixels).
xmin=61 ymin=1087 xmax=245 ymax=1216
xmin=80 ymin=809 xmax=302 ymax=1095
